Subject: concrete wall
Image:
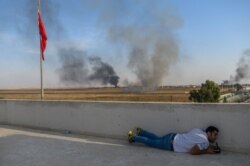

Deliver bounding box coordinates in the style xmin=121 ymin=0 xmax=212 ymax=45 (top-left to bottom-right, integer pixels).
xmin=0 ymin=100 xmax=249 ymax=153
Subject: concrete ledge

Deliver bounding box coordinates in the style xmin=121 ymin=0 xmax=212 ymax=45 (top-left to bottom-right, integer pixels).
xmin=0 ymin=100 xmax=250 ymax=153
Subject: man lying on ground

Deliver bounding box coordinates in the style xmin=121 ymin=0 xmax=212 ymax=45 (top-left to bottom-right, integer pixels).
xmin=128 ymin=126 xmax=220 ymax=155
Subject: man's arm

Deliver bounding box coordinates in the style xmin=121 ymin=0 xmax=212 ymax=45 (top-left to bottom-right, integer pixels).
xmin=190 ymin=145 xmax=216 ymax=155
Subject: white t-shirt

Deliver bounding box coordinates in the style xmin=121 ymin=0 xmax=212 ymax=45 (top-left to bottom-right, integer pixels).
xmin=173 ymin=128 xmax=209 ymax=153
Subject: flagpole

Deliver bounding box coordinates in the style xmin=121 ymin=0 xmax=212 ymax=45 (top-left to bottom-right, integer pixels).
xmin=38 ymin=0 xmax=44 ymax=100
xmin=40 ymin=42 xmax=44 ymax=100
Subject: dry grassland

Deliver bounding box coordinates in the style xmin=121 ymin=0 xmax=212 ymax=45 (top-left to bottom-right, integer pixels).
xmin=0 ymin=87 xmax=193 ymax=102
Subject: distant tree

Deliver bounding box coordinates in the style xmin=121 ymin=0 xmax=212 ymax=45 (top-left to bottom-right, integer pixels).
xmin=189 ymin=80 xmax=220 ymax=103
xmin=189 ymin=89 xmax=201 ymax=102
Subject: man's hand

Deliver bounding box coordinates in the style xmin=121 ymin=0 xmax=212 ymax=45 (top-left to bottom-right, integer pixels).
xmin=190 ymin=145 xmax=217 ymax=155
xmin=206 ymin=145 xmax=217 ymax=154
xmin=211 ymin=142 xmax=221 ymax=153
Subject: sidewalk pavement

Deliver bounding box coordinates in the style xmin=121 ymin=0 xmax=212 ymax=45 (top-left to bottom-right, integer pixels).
xmin=0 ymin=125 xmax=249 ymax=166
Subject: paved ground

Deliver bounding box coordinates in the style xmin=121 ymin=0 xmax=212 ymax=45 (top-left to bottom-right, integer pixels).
xmin=0 ymin=125 xmax=250 ymax=166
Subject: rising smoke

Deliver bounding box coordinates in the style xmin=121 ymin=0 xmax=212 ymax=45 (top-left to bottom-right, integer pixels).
xmin=57 ymin=48 xmax=119 ymax=87
xmin=18 ymin=0 xmax=181 ymax=89
xmin=87 ymin=0 xmax=182 ymax=90
xmin=230 ymin=49 xmax=250 ymax=83
xmin=57 ymin=48 xmax=89 ymax=85
xmin=89 ymin=57 xmax=119 ymax=87
xmin=24 ymin=0 xmax=119 ymax=87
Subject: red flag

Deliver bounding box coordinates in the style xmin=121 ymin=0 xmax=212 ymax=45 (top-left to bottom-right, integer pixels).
xmin=38 ymin=11 xmax=47 ymax=61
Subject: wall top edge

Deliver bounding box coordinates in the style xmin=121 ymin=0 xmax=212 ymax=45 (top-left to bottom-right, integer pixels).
xmin=1 ymin=99 xmax=250 ymax=105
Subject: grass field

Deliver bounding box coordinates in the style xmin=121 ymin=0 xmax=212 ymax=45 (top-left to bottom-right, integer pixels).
xmin=0 ymin=86 xmax=231 ymax=102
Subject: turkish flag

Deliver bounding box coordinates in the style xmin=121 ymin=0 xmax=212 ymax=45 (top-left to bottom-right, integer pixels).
xmin=38 ymin=11 xmax=47 ymax=61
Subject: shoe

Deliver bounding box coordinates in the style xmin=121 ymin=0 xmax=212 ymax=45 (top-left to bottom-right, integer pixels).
xmin=136 ymin=127 xmax=142 ymax=135
xmin=128 ymin=130 xmax=135 ymax=143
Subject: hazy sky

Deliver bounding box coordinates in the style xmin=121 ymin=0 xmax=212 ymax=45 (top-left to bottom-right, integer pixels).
xmin=0 ymin=0 xmax=249 ymax=88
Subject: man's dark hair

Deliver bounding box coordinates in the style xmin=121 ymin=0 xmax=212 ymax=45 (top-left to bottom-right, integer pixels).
xmin=206 ymin=126 xmax=219 ymax=133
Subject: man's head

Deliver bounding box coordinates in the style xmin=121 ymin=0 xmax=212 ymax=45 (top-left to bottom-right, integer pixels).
xmin=206 ymin=126 xmax=219 ymax=143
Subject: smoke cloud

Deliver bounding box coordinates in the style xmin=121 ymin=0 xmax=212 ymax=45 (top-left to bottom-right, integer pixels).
xmin=22 ymin=1 xmax=120 ymax=87
xmin=58 ymin=48 xmax=89 ymax=85
xmin=231 ymin=49 xmax=250 ymax=83
xmin=57 ymin=47 xmax=119 ymax=87
xmin=89 ymin=57 xmax=119 ymax=87
xmin=87 ymin=0 xmax=182 ymax=90
xmin=16 ymin=0 xmax=181 ymax=89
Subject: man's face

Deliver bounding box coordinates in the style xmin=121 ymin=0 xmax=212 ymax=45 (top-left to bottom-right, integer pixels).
xmin=207 ymin=131 xmax=218 ymax=143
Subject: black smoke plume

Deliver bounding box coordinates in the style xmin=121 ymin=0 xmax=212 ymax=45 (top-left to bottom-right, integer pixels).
xmin=57 ymin=48 xmax=119 ymax=87
xmin=85 ymin=0 xmax=182 ymax=90
xmin=89 ymin=57 xmax=119 ymax=87
xmin=23 ymin=1 xmax=120 ymax=87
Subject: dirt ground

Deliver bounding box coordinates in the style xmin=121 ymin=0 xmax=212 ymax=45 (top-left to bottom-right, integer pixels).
xmin=0 ymin=87 xmax=191 ymax=102
xmin=0 ymin=87 xmax=230 ymax=102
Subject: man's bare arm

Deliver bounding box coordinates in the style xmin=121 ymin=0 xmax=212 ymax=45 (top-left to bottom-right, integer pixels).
xmin=190 ymin=145 xmax=216 ymax=155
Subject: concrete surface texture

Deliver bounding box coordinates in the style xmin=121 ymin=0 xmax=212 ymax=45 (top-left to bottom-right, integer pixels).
xmin=0 ymin=100 xmax=250 ymax=153
xmin=0 ymin=126 xmax=250 ymax=166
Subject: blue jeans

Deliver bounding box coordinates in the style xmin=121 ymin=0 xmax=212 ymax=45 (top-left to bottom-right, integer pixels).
xmin=133 ymin=129 xmax=175 ymax=151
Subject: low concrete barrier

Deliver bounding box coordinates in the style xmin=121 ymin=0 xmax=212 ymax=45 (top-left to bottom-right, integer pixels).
xmin=0 ymin=100 xmax=249 ymax=153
